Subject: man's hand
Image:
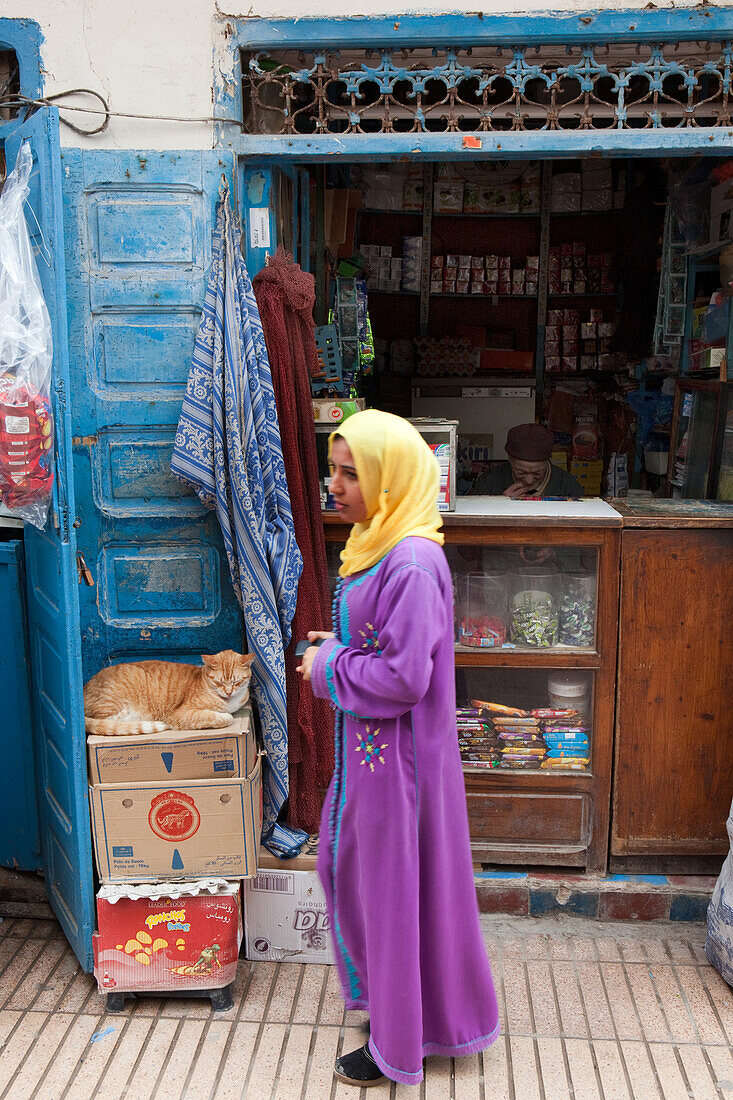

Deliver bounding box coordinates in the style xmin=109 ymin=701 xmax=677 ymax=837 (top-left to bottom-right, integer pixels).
xmin=503 ymin=482 xmax=528 ymax=499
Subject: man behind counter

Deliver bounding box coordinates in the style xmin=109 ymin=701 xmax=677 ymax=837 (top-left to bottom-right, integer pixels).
xmin=472 ymin=423 xmax=583 ymax=499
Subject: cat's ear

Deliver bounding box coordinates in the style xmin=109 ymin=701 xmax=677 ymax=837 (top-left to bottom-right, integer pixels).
xmin=201 ymin=654 xmax=215 ymax=666
xmin=241 ymin=653 xmax=255 ymax=667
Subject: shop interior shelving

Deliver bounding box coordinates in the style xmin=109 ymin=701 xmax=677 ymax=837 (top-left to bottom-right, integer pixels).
xmin=355 ymin=161 xmax=625 ymax=400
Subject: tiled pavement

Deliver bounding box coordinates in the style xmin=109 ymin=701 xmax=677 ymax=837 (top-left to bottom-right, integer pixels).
xmin=1 ymin=913 xmax=732 ymax=1098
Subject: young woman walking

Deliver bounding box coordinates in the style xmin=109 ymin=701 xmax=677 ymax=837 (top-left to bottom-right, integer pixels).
xmin=298 ymin=410 xmax=499 ymax=1088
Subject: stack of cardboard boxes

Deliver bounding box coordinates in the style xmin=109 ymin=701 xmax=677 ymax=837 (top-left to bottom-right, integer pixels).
xmin=88 ymin=713 xmax=262 ymax=1005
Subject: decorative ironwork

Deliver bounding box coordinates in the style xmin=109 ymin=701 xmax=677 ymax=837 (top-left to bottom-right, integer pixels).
xmin=242 ymin=42 xmax=733 ymax=135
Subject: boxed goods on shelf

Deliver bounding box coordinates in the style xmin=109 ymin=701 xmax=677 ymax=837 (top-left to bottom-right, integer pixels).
xmin=93 ymin=879 xmax=242 ymax=995
xmin=313 ymin=398 xmax=366 ymax=424
xmin=460 ymin=694 xmax=592 ymax=771
xmin=570 ymin=459 xmax=604 ymax=495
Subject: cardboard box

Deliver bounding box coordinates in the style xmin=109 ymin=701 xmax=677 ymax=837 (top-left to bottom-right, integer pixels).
xmin=89 ymin=760 xmax=262 ymax=883
xmin=93 ymin=880 xmax=242 ymax=994
xmin=478 ymin=349 xmax=534 ymax=373
xmin=312 ymin=398 xmax=366 ymax=424
xmin=243 ymin=868 xmax=335 ymax=964
xmin=87 ymin=712 xmax=254 ymax=785
xmin=710 ymin=179 xmax=733 ymax=244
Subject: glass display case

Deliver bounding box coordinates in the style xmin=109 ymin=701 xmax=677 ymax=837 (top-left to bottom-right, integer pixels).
xmin=667 ymin=379 xmax=732 ymax=499
xmin=324 ymin=498 xmax=622 ymax=873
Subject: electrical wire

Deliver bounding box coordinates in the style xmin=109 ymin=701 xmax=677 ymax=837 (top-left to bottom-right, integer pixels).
xmin=1 ymin=90 xmax=245 ymax=136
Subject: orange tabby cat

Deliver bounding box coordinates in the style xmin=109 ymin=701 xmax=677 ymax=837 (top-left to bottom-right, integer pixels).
xmin=83 ymin=651 xmax=255 ymax=736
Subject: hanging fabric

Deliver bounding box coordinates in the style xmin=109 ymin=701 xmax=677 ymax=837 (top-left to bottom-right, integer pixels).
xmin=171 ymin=182 xmax=307 ymax=858
xmin=253 ymin=247 xmax=335 ymax=834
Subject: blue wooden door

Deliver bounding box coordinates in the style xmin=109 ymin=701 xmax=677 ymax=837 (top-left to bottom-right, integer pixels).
xmin=0 ymin=541 xmax=40 ymax=871
xmin=5 ymin=109 xmax=94 ymax=966
xmin=60 ymin=151 xmax=243 ymax=679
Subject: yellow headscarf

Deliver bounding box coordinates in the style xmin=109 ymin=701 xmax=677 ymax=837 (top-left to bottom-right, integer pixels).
xmin=330 ymin=410 xmax=445 ymax=577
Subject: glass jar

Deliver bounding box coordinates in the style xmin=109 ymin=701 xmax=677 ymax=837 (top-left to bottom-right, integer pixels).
xmin=459 ymin=571 xmax=508 ymax=647
xmin=547 ymin=671 xmax=592 ymax=718
xmin=559 ymin=569 xmax=597 ymax=647
xmin=509 ymin=566 xmax=560 ymax=647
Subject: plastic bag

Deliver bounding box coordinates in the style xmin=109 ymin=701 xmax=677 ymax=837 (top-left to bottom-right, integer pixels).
xmin=0 ymin=141 xmax=54 ymax=528
xmin=706 ymin=799 xmax=733 ymax=987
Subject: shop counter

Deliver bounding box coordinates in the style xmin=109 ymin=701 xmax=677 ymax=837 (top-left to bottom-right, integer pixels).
xmin=324 ymin=499 xmax=621 ymax=874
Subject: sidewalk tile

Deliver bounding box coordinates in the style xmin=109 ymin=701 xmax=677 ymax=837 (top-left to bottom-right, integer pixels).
xmin=576 ymin=961 xmax=615 ymax=1039
xmin=526 ymin=961 xmax=561 ymax=1036
xmin=677 ymin=1044 xmax=722 ymax=1100
xmin=648 ymin=963 xmax=698 ymax=1041
xmin=564 ymin=1037 xmax=602 ymax=1100
xmin=152 ymin=1018 xmax=205 ymax=1095
xmin=209 ymin=1020 xmax=260 ymax=1100
xmin=120 ymin=1017 xmax=179 ymax=1100
xmin=271 ymin=1021 xmax=312 ymax=1098
xmin=619 ymin=1040 xmax=664 ymax=1099
xmin=675 ymin=965 xmax=726 ymax=1044
xmin=552 ymin=961 xmax=588 ymax=1037
xmin=301 ymin=1023 xmax=340 ymax=1098
xmin=266 ymin=962 xmax=302 ymax=1023
xmin=600 ymin=963 xmax=643 ymax=1040
xmin=649 ymin=1043 xmax=692 ymax=1100
xmin=0 ymin=1010 xmax=75 ymax=1100
xmin=593 ymin=1039 xmax=632 ymax=1100
xmin=291 ymin=964 xmax=326 ymax=1024
xmin=482 ymin=1034 xmax=511 ymax=1100
xmin=242 ymin=1021 xmax=286 ymax=1099
xmin=508 ymin=1035 xmax=542 ymax=1100
xmin=535 ymin=1036 xmax=571 ymax=1099
xmin=453 ymin=1051 xmax=481 ymax=1100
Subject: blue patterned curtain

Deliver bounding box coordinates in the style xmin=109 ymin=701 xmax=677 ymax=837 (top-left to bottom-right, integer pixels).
xmin=171 ymin=185 xmax=307 ymax=858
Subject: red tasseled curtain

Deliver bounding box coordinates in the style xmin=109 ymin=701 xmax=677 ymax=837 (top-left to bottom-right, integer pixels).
xmin=253 ymin=248 xmax=334 ymax=834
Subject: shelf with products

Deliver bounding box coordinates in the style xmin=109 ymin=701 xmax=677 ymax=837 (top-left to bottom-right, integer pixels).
xmin=666 ymin=378 xmax=732 ymax=499
xmin=323 ymin=503 xmax=621 ymax=871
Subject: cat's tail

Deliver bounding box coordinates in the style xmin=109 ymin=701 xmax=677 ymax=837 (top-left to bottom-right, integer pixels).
xmin=84 ymin=717 xmax=171 ymax=737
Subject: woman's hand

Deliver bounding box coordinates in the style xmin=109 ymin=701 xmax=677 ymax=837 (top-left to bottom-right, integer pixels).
xmin=296 ymin=631 xmax=335 ymax=682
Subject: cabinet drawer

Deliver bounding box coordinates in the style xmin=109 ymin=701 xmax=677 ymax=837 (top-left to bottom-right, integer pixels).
xmin=466 ymin=790 xmax=591 ymax=846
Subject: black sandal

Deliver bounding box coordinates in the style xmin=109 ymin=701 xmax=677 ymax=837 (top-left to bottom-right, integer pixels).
xmin=334 ymin=1043 xmax=385 ymax=1087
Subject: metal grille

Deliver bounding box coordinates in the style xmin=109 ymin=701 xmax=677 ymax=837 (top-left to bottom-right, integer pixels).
xmin=242 ymin=42 xmax=733 ymax=135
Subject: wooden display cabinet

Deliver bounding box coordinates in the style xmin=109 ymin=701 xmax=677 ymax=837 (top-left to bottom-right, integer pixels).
xmin=324 ymin=499 xmax=621 ymax=874
xmin=610 ymin=500 xmax=733 ymax=873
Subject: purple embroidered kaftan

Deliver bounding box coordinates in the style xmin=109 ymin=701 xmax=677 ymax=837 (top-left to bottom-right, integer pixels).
xmin=310 ymin=536 xmax=500 ymax=1086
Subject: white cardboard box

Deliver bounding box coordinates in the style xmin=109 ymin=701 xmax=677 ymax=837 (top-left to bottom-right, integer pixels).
xmin=243 ymin=868 xmax=335 ymax=964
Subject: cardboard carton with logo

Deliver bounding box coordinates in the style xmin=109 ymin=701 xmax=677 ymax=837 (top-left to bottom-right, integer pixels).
xmin=243 ymin=844 xmax=335 ymax=964
xmin=87 ymin=710 xmax=254 ymax=785
xmin=93 ymin=879 xmax=242 ymax=995
xmin=89 ymin=756 xmax=262 ymax=883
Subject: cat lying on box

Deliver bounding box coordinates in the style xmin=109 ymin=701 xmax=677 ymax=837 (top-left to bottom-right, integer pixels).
xmin=83 ymin=650 xmax=254 ymax=736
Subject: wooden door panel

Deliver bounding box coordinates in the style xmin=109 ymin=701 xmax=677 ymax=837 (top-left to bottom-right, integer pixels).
xmin=613 ymin=528 xmax=733 ymax=854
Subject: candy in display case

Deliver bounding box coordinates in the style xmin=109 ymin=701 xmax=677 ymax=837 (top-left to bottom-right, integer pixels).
xmin=447 ymin=545 xmax=598 ymax=651
xmin=458 ymin=571 xmax=508 ymax=647
xmin=509 ymin=566 xmax=560 ymax=647
xmin=455 ymin=667 xmax=594 ymax=772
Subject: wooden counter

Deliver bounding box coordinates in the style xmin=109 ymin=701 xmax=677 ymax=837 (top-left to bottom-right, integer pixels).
xmin=324 ymin=500 xmax=621 ymax=874
xmin=610 ymin=500 xmax=733 ymax=873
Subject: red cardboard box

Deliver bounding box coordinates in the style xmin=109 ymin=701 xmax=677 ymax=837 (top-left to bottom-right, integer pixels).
xmin=478 ymin=349 xmax=534 ymax=373
xmin=93 ymin=880 xmax=242 ymax=994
